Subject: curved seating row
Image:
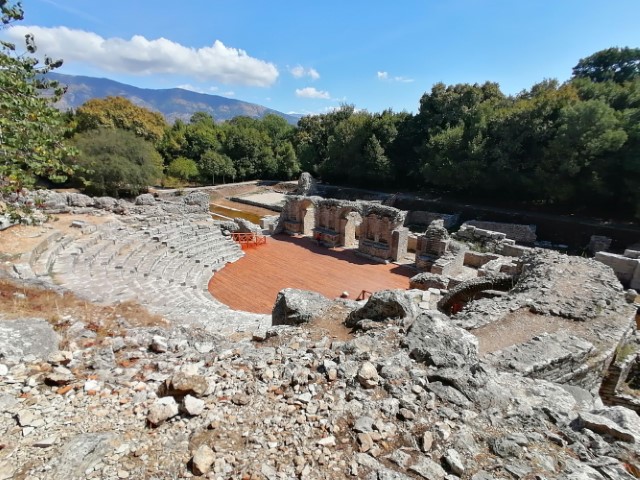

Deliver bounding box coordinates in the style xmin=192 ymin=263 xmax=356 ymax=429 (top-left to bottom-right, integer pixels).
xmin=27 ymin=216 xmax=268 ymax=334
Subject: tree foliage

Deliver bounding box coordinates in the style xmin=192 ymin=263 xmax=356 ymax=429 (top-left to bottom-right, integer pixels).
xmin=75 ymin=96 xmax=167 ymax=143
xmin=72 ymin=128 xmax=162 ymax=196
xmin=167 ymin=156 xmax=198 ymax=181
xmin=293 ymin=61 xmax=640 ymax=219
xmin=0 ymin=0 xmax=75 ymax=190
xmin=572 ymin=47 xmax=640 ymax=84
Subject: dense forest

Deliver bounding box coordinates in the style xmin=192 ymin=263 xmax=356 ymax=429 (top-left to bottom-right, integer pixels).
xmin=0 ymin=0 xmax=638 ymax=220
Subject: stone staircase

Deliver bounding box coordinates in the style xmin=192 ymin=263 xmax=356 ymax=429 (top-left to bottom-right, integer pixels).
xmin=25 ymin=215 xmax=268 ymax=335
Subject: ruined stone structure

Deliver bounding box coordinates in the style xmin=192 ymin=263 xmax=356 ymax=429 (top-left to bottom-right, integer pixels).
xmin=296 ymin=172 xmax=318 ymax=196
xmin=357 ymin=204 xmax=408 ymax=262
xmin=596 ymin=249 xmax=640 ymax=289
xmin=464 ymin=220 xmax=537 ymax=243
xmin=278 ymin=195 xmax=319 ymax=236
xmin=415 ymin=219 xmax=467 ymax=276
xmin=313 ymin=199 xmax=362 ymax=248
xmin=278 ymin=197 xmax=407 ymax=260
xmin=454 ymin=223 xmax=531 ymax=257
xmin=404 ymin=210 xmax=459 ymax=230
xmin=589 ymin=235 xmax=613 ymax=254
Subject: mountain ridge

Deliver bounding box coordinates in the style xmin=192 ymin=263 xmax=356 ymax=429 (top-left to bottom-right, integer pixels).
xmin=47 ymin=72 xmax=300 ymax=125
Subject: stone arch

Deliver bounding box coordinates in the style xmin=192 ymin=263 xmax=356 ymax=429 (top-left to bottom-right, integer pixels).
xmin=300 ymin=199 xmax=316 ymax=237
xmin=437 ymin=274 xmax=516 ymax=315
xmin=340 ymin=207 xmax=363 ymax=248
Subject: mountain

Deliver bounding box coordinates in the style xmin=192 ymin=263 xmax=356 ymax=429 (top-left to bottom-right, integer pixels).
xmin=47 ymin=73 xmax=301 ymax=125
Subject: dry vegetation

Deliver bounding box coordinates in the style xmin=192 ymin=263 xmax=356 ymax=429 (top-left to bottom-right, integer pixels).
xmin=0 ymin=279 xmax=168 ymax=341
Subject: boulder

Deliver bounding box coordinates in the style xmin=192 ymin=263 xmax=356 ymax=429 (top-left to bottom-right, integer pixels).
xmin=40 ymin=191 xmax=68 ymax=210
xmin=272 ymin=288 xmax=334 ymax=326
xmin=147 ymin=397 xmax=179 ymax=426
xmin=158 ymin=373 xmax=209 ymax=398
xmin=191 ymin=444 xmax=215 ymax=475
xmin=44 ymin=433 xmax=117 ymax=480
xmin=346 ymin=289 xmax=418 ymax=328
xmin=580 ymin=406 xmax=640 ymax=443
xmin=94 ymin=196 xmax=118 ymax=210
xmin=218 ymin=220 xmax=240 ymax=233
xmin=234 ymin=217 xmax=261 ymax=233
xmin=409 ymin=272 xmax=450 ymax=291
xmin=297 ymin=172 xmax=317 ymax=195
xmin=402 ymin=311 xmax=478 ymax=368
xmin=134 ymin=193 xmax=156 ymax=205
xmin=183 ymin=192 xmax=210 ymax=210
xmin=0 ymin=214 xmax=14 ymax=231
xmin=0 ymin=318 xmax=60 ymax=361
xmin=67 ymin=193 xmax=93 ymax=207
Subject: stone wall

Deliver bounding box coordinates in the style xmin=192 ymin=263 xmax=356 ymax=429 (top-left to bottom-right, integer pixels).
xmin=358 ymin=204 xmax=407 ymax=262
xmin=454 ymin=224 xmax=531 ymax=258
xmin=405 ymin=211 xmax=459 ymax=230
xmin=464 ymin=220 xmax=537 ymax=243
xmin=595 ymin=251 xmax=640 ymax=289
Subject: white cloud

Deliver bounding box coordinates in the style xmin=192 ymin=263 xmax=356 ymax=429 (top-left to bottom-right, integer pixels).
xmin=377 ymin=70 xmax=414 ymax=83
xmin=295 ymin=87 xmax=330 ymax=99
xmin=5 ymin=25 xmax=279 ymax=86
xmin=290 ymin=65 xmax=320 ymax=80
xmin=222 ymin=91 xmax=235 ymax=97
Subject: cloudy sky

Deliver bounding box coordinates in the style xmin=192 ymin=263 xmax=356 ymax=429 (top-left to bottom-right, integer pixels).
xmin=6 ymin=0 xmax=640 ymax=115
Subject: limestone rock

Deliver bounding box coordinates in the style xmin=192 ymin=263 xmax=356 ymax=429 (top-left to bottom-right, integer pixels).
xmin=272 ymin=288 xmax=333 ymax=326
xmin=159 ymin=373 xmax=208 ymax=398
xmin=409 ymin=272 xmax=450 ymax=291
xmin=346 ymin=289 xmax=418 ymax=327
xmin=0 ymin=318 xmax=59 ymax=361
xmin=183 ymin=191 xmax=210 ymax=210
xmin=357 ymin=362 xmax=379 ymax=389
xmin=94 ymin=196 xmax=118 ymax=210
xmin=135 ymin=193 xmax=156 ymax=205
xmin=443 ymin=448 xmax=465 ymax=475
xmin=147 ymin=397 xmax=179 ymax=426
xmin=297 ymin=172 xmax=317 ymax=195
xmin=183 ymin=394 xmax=205 ymax=416
xmin=40 ymin=191 xmax=68 ymax=210
xmin=409 ymin=456 xmax=447 ymax=479
xmin=67 ymin=193 xmax=93 ymax=207
xmin=234 ymin=217 xmax=261 ymax=233
xmin=192 ymin=444 xmax=215 ymax=475
xmin=150 ymin=335 xmax=168 ymax=353
xmin=45 ymin=433 xmax=117 ymax=480
xmin=579 ymin=407 xmax=640 ymax=443
xmin=403 ymin=311 xmax=478 ymax=368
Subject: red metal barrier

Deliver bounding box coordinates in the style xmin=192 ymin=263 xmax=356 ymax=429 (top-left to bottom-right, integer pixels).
xmin=356 ymin=289 xmax=372 ymax=301
xmin=231 ymin=232 xmax=267 ymax=249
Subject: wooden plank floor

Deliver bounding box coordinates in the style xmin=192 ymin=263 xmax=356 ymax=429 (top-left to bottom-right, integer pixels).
xmin=208 ymin=235 xmax=416 ymax=314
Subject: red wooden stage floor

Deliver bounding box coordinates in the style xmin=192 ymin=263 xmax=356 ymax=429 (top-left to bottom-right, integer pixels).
xmin=208 ymin=234 xmax=415 ymax=314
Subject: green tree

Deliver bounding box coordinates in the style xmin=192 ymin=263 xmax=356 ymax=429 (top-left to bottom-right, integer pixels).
xmin=543 ymin=99 xmax=628 ymax=203
xmin=167 ymin=156 xmax=198 ymax=182
xmin=72 ymin=128 xmax=163 ymax=196
xmin=274 ymin=141 xmax=299 ymax=179
xmin=75 ymin=96 xmax=167 ymax=143
xmin=572 ymin=47 xmax=640 ymax=84
xmin=199 ymin=149 xmax=235 ymax=184
xmin=0 ymin=0 xmax=75 ymax=190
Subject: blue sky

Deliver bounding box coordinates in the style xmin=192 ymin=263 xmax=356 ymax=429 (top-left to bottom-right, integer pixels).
xmin=7 ymin=0 xmax=640 ymax=115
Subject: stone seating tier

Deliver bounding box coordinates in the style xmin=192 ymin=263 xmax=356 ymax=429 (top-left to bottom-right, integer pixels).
xmin=27 ymin=215 xmax=266 ymax=335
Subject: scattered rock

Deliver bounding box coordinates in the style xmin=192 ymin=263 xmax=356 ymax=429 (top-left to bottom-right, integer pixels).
xmin=357 ymin=361 xmax=379 ymax=389
xmin=272 ymin=288 xmax=334 ymax=325
xmin=147 ymin=397 xmax=179 ymax=426
xmin=183 ymin=394 xmax=205 ymax=416
xmin=191 ymin=444 xmax=215 ymax=475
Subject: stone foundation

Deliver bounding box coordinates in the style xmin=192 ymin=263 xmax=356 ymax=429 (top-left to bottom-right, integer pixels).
xmin=595 ymin=250 xmax=640 ymax=289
